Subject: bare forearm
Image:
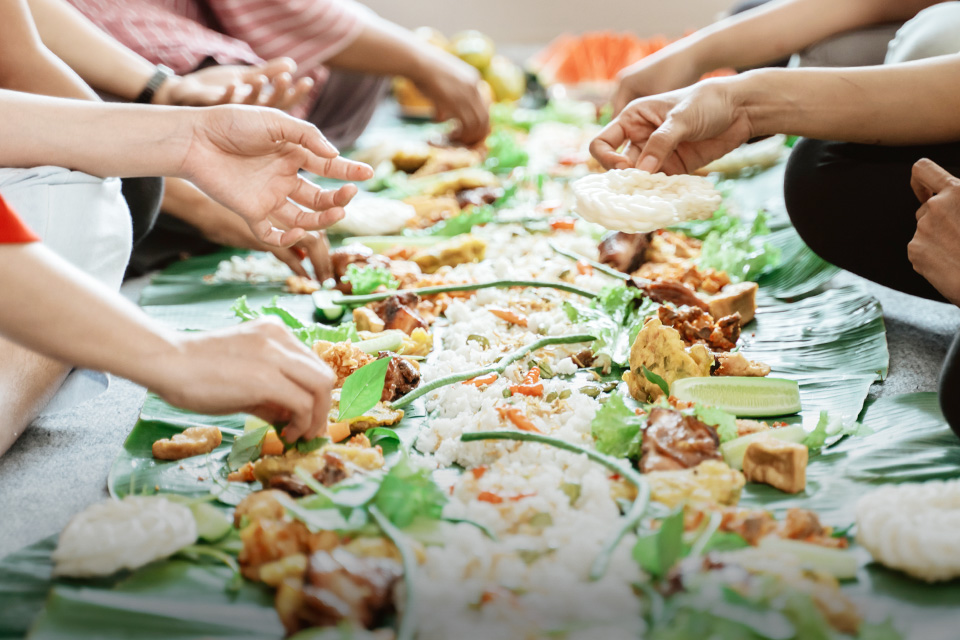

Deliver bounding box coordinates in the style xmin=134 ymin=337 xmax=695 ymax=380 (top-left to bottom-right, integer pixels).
xmin=0 ymin=243 xmax=177 ymax=388
xmin=325 ymin=17 xmax=430 ymax=81
xmin=681 ymin=0 xmax=939 ymax=74
xmin=741 ymin=58 xmax=960 ymax=144
xmin=0 ymin=90 xmax=192 ymax=177
xmin=27 ymin=0 xmax=154 ymax=101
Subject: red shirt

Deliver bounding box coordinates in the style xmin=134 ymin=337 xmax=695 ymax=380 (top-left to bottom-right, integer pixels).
xmin=0 ymin=195 xmax=40 ymax=244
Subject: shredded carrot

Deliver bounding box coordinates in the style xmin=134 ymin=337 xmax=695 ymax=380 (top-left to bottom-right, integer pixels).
xmin=496 ymin=406 xmax=541 ymax=433
xmin=227 ymin=462 xmax=255 ymax=483
xmin=472 ymin=466 xmax=488 ymax=480
xmin=510 ymin=367 xmax=544 ymax=396
xmin=508 ymin=493 xmax=536 ymax=502
xmin=260 ymin=429 xmax=284 ymax=457
xmin=478 ymin=491 xmax=504 ymax=504
xmin=463 ymin=373 xmax=498 ymax=387
xmin=549 ymin=218 xmax=577 ymax=231
xmin=489 ymin=307 xmax=529 ymax=327
xmin=576 ymin=260 xmax=593 ymax=276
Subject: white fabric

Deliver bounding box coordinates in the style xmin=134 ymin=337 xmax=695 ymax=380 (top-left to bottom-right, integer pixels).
xmin=0 ymin=166 xmax=132 ymax=414
xmin=885 ymin=1 xmax=960 ymax=64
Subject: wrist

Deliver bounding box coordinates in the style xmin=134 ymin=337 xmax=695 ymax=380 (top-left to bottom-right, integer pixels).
xmin=732 ymin=69 xmax=788 ymax=138
xmin=151 ymin=74 xmax=182 ymax=106
xmin=135 ymin=329 xmax=189 ymax=393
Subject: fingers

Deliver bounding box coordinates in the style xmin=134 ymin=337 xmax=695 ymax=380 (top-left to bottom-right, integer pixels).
xmin=912 ymin=158 xmax=958 ymax=203
xmin=290 ymin=178 xmax=358 ymax=212
xmin=590 ymin=120 xmax=631 ymax=170
xmin=278 ymin=77 xmax=314 ymax=112
xmin=250 ymin=57 xmax=298 ymax=81
xmin=272 ymin=247 xmax=309 ymax=277
xmin=636 ymin=115 xmax=687 ymax=174
xmin=302 ymin=154 xmax=374 ymax=182
xmin=252 ymin=217 xmax=306 ymax=247
xmin=273 ymin=114 xmax=339 ymax=159
xmin=264 ymin=72 xmax=293 ymax=109
xmin=243 ymin=75 xmax=268 ymax=105
xmin=916 ymin=202 xmax=931 ymax=222
xmin=304 ymin=231 xmax=333 ymax=282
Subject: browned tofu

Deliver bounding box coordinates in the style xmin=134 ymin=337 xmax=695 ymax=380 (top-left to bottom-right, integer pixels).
xmin=742 ymin=438 xmax=808 ymax=494
xmin=353 ymin=307 xmax=385 ymax=333
xmin=709 ymin=281 xmax=758 ymax=324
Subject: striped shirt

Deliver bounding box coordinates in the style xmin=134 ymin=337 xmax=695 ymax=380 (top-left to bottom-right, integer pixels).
xmin=68 ymin=0 xmax=371 ymax=114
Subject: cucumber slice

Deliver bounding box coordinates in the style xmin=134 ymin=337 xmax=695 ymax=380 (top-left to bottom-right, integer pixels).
xmin=720 ymin=424 xmax=807 ymax=470
xmin=758 ymin=537 xmax=859 ymax=580
xmin=243 ymin=415 xmax=270 ymax=433
xmin=346 ymin=235 xmax=444 ymax=253
xmin=671 ymin=377 xmax=801 ymax=418
xmin=355 ymin=331 xmax=404 ymax=355
xmin=189 ymin=503 xmax=233 ymax=543
xmin=312 ymin=290 xmax=345 ymax=324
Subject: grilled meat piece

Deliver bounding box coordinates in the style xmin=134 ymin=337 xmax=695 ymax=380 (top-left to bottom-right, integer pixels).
xmin=636 ymin=279 xmax=711 ymax=312
xmin=598 ymin=232 xmax=652 ymax=274
xmin=267 ymin=474 xmax=314 ymax=497
xmin=381 ymin=351 xmax=420 ymax=401
xmin=640 ymin=407 xmax=721 ymax=473
xmin=456 ymin=186 xmax=503 ymax=209
xmin=330 ymin=245 xmax=390 ymax=294
xmin=369 ymin=292 xmax=427 ymax=335
xmin=658 ymin=306 xmax=742 ymax=351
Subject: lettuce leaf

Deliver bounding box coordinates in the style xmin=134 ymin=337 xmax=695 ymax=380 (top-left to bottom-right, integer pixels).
xmin=483 ymin=129 xmax=529 ymax=173
xmin=697 ymin=210 xmax=781 ymax=282
xmin=231 ymin=295 xmax=360 ymax=345
xmin=590 ymin=393 xmax=643 ymax=459
xmin=342 ymin=263 xmax=399 ymax=296
xmin=373 ymin=455 xmax=447 ymax=528
xmin=694 ymin=405 xmax=739 ymax=443
xmin=563 ymin=284 xmax=657 ymax=368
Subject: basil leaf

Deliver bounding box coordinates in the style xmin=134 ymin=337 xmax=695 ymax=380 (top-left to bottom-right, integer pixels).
xmin=374 ymin=456 xmax=447 ymax=528
xmin=226 ymin=425 xmax=268 ymax=471
xmin=642 ymin=365 xmax=670 ymax=397
xmin=366 ymin=427 xmax=401 ymax=448
xmin=632 ymin=507 xmax=684 ymax=579
xmin=338 ymin=357 xmax=392 ymax=422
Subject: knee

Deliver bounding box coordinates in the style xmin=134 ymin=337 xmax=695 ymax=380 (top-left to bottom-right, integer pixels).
xmin=783 ymin=138 xmax=840 ymax=261
xmin=886 ymin=2 xmax=960 ymax=63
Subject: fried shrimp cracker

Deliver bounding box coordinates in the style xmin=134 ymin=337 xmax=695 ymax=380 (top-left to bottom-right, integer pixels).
xmin=152 ymin=425 xmax=223 ymax=460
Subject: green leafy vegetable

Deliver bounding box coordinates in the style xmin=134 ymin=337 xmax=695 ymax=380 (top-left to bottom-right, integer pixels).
xmin=802 ymin=410 xmax=868 ymax=452
xmin=341 ymin=264 xmax=399 ymax=296
xmin=366 ymin=427 xmax=401 ymax=448
xmin=489 ymin=99 xmax=597 ymax=132
xmin=338 ymin=357 xmax=392 ymax=422
xmin=590 ymin=393 xmax=643 ymax=459
xmin=563 ymin=284 xmax=657 ymax=367
xmin=405 ymin=205 xmax=495 ymax=237
xmin=226 ymin=426 xmax=268 ymax=471
xmin=694 ymin=405 xmax=739 ymax=443
xmin=483 ymin=129 xmax=529 ymax=173
xmin=373 ymin=456 xmax=447 ymax=528
xmin=642 ymin=366 xmax=670 ymax=397
xmin=231 ymin=295 xmax=360 ymax=345
xmin=697 ymin=210 xmax=781 ymax=282
xmin=632 ymin=507 xmax=685 ymax=580
xmin=297 ymin=323 xmax=361 ymax=345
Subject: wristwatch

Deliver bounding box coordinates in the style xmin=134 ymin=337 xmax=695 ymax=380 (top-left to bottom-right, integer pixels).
xmin=135 ymin=65 xmax=175 ymax=104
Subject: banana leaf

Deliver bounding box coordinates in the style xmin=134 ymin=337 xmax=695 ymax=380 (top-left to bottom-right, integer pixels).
xmin=758 ymin=228 xmax=841 ymax=300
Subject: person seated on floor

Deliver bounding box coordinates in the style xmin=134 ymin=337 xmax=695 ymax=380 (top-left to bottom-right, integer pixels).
xmin=64 ymin=0 xmax=492 ymax=274
xmin=0 ymin=194 xmax=334 ymax=450
xmin=26 ymin=0 xmax=334 ymax=279
xmin=0 ymin=0 xmax=373 ymax=456
xmin=590 ymin=1 xmax=960 ymax=430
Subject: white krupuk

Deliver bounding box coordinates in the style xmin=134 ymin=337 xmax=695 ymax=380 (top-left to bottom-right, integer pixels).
xmin=572 ymin=169 xmax=721 ymax=233
xmin=328 ymin=195 xmax=415 ymax=236
xmin=855 ymin=479 xmax=960 ymax=582
xmin=52 ymin=496 xmax=198 ymax=578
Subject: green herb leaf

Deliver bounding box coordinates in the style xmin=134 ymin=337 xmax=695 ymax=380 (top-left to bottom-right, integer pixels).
xmin=342 ymin=264 xmax=399 ymax=296
xmin=373 ymin=455 xmax=447 ymax=529
xmin=563 ymin=284 xmax=656 ymax=367
xmin=229 ymin=295 xmax=258 ymax=321
xmin=407 ymin=205 xmax=495 ymax=237
xmin=632 ymin=507 xmax=685 ymax=579
xmin=590 ymin=393 xmax=643 ymax=459
xmin=296 ymin=437 xmax=327 ymax=454
xmin=483 ymin=129 xmax=529 ymax=173
xmin=338 ymin=356 xmax=392 ymax=422
xmin=694 ymin=405 xmax=739 ymax=443
xmin=696 ymin=210 xmax=781 ymax=283
xmin=366 ymin=427 xmax=401 ymax=448
xmin=642 ymin=366 xmax=670 ymax=397
xmin=226 ymin=425 xmax=268 ymax=471
xmin=696 ymin=530 xmax=750 ymax=554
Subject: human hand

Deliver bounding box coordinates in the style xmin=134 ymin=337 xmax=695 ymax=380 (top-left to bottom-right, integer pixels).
xmin=410 ymin=47 xmax=490 ymax=144
xmin=590 ymin=79 xmax=753 ymax=175
xmin=181 ymin=105 xmax=374 ymax=247
xmin=613 ymin=49 xmax=703 ymax=115
xmin=151 ymin=318 xmax=334 ymax=441
xmin=155 ymin=58 xmax=314 ymax=111
xmin=909 ymin=159 xmax=960 ymax=306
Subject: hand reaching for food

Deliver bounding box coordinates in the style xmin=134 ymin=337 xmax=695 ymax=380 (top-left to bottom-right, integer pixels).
xmin=909 ymin=158 xmax=960 ymax=307
xmin=591 ymin=80 xmax=753 ymax=175
xmin=181 ymin=105 xmax=374 ymax=247
xmin=154 ymin=58 xmax=314 ymax=112
xmin=411 ymin=47 xmax=491 ymax=145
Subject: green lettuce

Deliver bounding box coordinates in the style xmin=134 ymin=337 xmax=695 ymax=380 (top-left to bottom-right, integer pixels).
xmin=694 ymin=405 xmax=739 ymax=443
xmin=483 ymin=129 xmax=529 ymax=173
xmin=590 ymin=393 xmax=643 ymax=459
xmin=563 ymin=284 xmax=657 ymax=367
xmin=373 ymin=456 xmax=448 ymax=528
xmin=342 ymin=263 xmax=399 ymax=295
xmin=231 ymin=295 xmax=360 ymax=345
xmin=696 ymin=210 xmax=781 ymax=282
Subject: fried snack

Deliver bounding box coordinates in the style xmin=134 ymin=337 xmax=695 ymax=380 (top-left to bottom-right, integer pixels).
xmin=623 ymin=317 xmax=712 ymax=402
xmin=647 ymin=460 xmax=745 ymax=508
xmin=856 ymin=479 xmax=960 ymax=582
xmin=573 ymin=169 xmax=721 ymax=233
xmin=152 ymin=426 xmax=223 ymax=460
xmin=286 ymin=275 xmax=320 ymax=295
xmin=713 ymin=352 xmax=771 ymax=377
xmin=743 ymin=439 xmax=808 ymax=494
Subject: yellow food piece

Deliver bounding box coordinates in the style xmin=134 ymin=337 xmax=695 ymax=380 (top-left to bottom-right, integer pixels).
xmin=329 ymin=389 xmax=405 ymax=432
xmin=743 ymin=439 xmax=808 ymax=494
xmin=483 ymin=55 xmax=526 ymax=102
xmin=449 ymin=30 xmax=495 ymax=70
xmin=708 ymin=281 xmax=758 ymax=325
xmin=647 ymin=460 xmax=746 ymax=509
xmin=151 ymin=426 xmax=222 ymax=460
xmin=252 ymin=439 xmax=386 ymax=485
xmin=400 ymin=327 xmax=434 ymax=357
xmin=623 ymin=317 xmax=712 ymax=401
xmin=393 ymin=77 xmax=434 ymax=118
xmin=391 ymin=144 xmax=433 ymax=173
xmin=714 ymin=352 xmax=771 ymax=377
xmin=353 ymin=307 xmax=385 ymax=332
xmin=410 ymin=167 xmax=499 ymax=198
xmin=413 ymin=147 xmax=484 ymax=178
xmin=258 ymin=553 xmax=309 ymax=587
xmin=403 ymin=195 xmax=461 ymax=229
xmin=411 ymin=235 xmax=487 ymax=274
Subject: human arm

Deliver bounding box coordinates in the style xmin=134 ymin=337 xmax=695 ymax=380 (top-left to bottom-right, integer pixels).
xmin=26 ymin=0 xmax=311 ymax=109
xmin=326 ymin=17 xmax=490 ymax=144
xmin=0 ymin=241 xmax=333 ymax=439
xmin=613 ymin=0 xmax=940 ymax=112
xmin=592 ymin=57 xmax=960 ymax=174
xmin=0 ymin=91 xmax=373 ymax=245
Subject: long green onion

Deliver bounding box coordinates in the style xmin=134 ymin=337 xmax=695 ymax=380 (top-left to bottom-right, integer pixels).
xmin=460 ymin=430 xmax=649 ymax=581
xmin=549 ymin=242 xmax=630 ymax=280
xmin=389 ymin=334 xmax=595 ymax=409
xmin=369 ymin=505 xmax=418 ymax=640
xmin=332 ymin=280 xmax=598 ymax=306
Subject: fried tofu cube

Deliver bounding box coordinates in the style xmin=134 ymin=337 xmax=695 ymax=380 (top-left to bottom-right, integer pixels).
xmin=709 ymin=281 xmax=758 ymax=324
xmin=742 ymin=439 xmax=808 ymax=494
xmin=353 ymin=307 xmax=385 ymax=332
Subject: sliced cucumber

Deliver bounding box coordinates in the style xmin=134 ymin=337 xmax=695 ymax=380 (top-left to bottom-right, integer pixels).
xmin=355 ymin=331 xmax=404 ymax=355
xmin=758 ymin=537 xmax=859 ymax=580
xmin=190 ymin=502 xmax=233 ymax=543
xmin=346 ymin=235 xmax=444 ymax=253
xmin=312 ymin=290 xmax=345 ymax=324
xmin=672 ymin=377 xmax=801 ymax=418
xmin=244 ymin=415 xmax=270 ymax=433
xmin=720 ymin=424 xmax=807 ymax=470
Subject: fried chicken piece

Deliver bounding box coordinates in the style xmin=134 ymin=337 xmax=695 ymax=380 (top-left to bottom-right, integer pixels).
xmin=285 ymin=275 xmax=320 ymax=295
xmin=597 ymin=231 xmax=652 ymax=274
xmin=381 ymin=350 xmax=420 ymax=401
xmin=410 ymin=235 xmax=486 ymax=274
xmin=720 ymin=509 xmax=778 ymax=546
xmin=413 ymin=147 xmax=483 ymax=177
xmin=369 ymin=292 xmax=428 ymax=335
xmin=640 ymin=407 xmax=722 ymax=473
xmin=658 ymin=306 xmax=742 ymax=351
xmin=312 ymin=341 xmax=374 ymax=386
xmin=456 ymin=186 xmax=503 ymax=209
xmin=713 ymin=352 xmax=771 ymax=377
xmin=353 ymin=307 xmax=385 ymax=332
xmin=151 ymin=426 xmax=222 ymax=460
xmin=636 ymin=279 xmax=711 ymax=312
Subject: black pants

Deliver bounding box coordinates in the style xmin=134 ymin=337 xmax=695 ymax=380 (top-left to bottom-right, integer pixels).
xmin=784 ymin=138 xmax=960 ymax=432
